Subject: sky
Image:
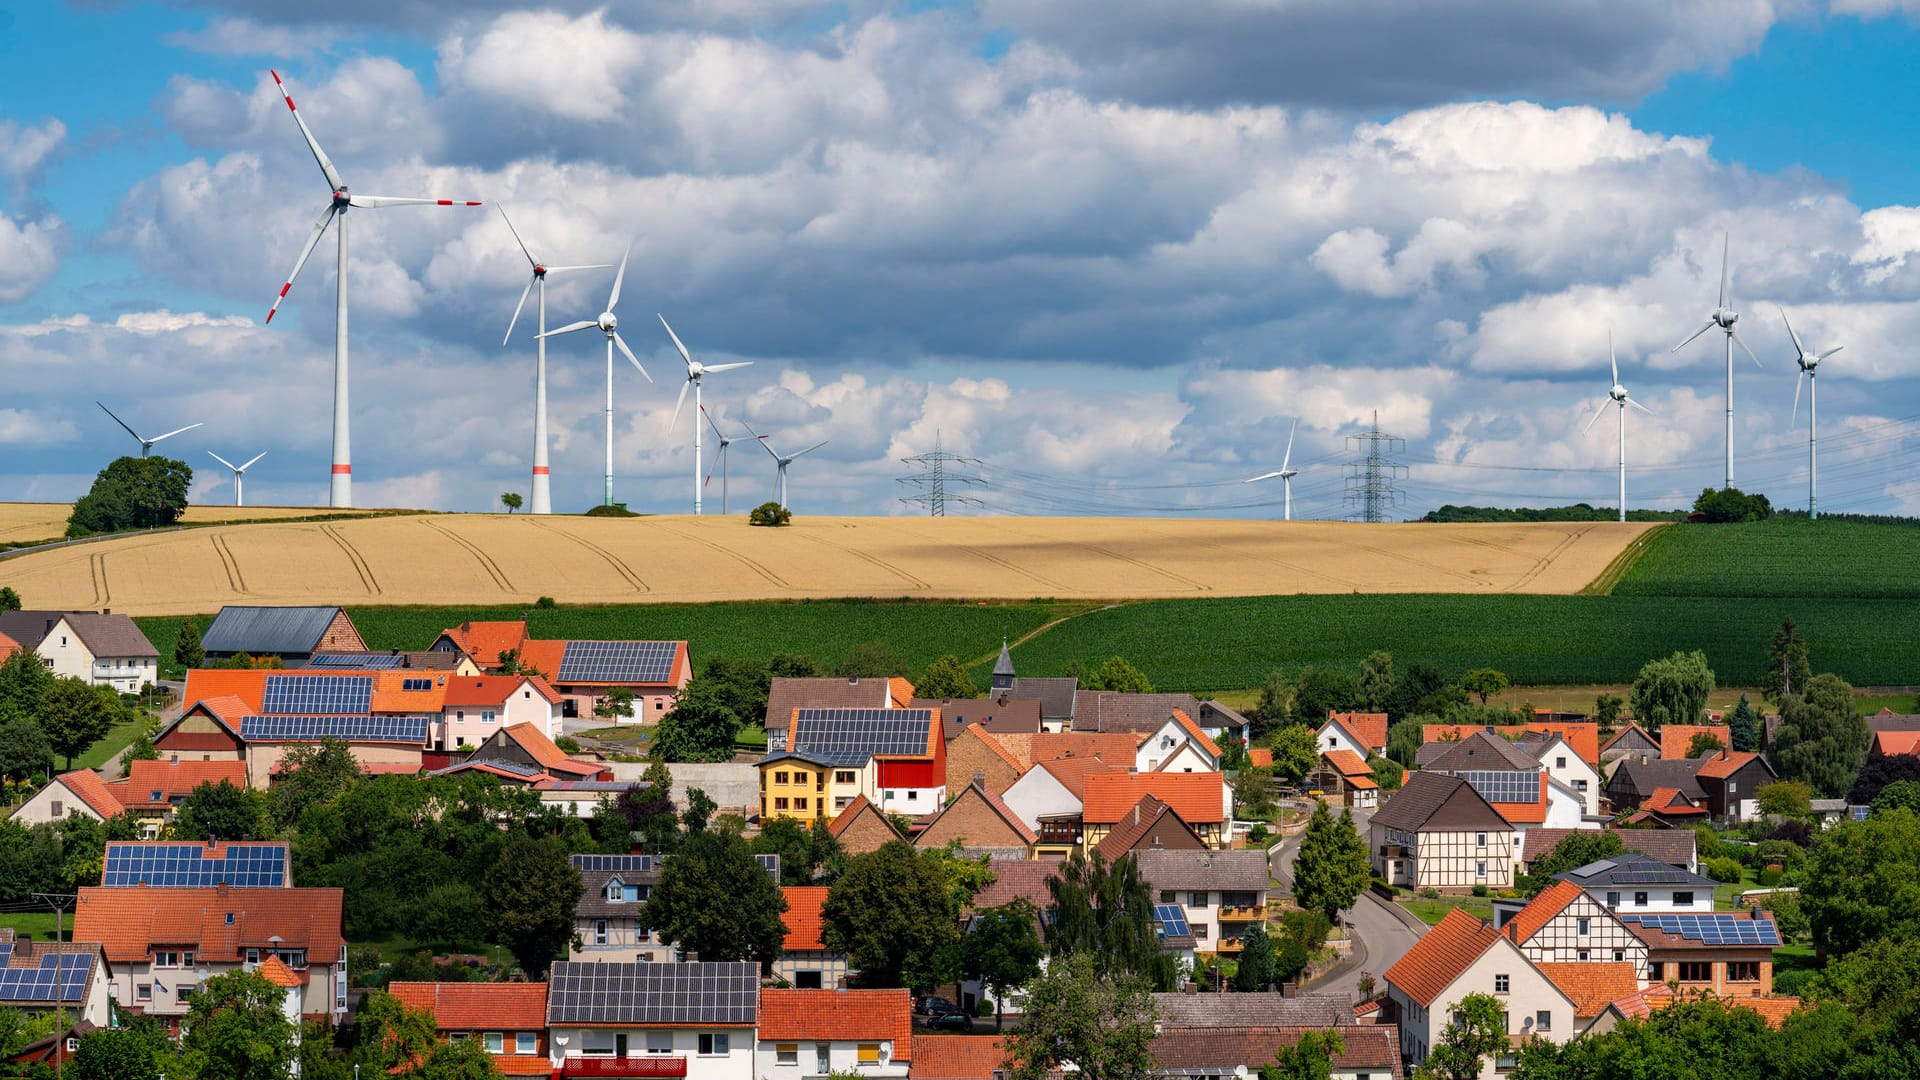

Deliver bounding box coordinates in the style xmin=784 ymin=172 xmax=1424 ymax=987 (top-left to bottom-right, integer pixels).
xmin=6 ymin=0 xmax=1920 ymax=520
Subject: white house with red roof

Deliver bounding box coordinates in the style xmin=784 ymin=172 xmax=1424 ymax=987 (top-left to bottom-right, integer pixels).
xmin=436 ymin=675 xmax=564 ymax=749
xmin=757 ymin=989 xmax=912 ymax=1079
xmin=1139 ymin=709 xmax=1221 ymax=773
xmin=1383 ymin=907 xmax=1575 ymax=1075
xmin=10 ymin=770 xmax=126 ymax=826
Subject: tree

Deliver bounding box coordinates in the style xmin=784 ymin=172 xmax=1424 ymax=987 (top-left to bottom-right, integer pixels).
xmin=960 ymin=899 xmax=1045 ymax=1030
xmin=1764 ymin=617 xmax=1812 ymax=702
xmin=701 ymin=655 xmax=772 ymax=726
xmin=822 ymin=841 xmax=958 ymax=988
xmin=1872 ymin=780 xmax=1920 ymax=814
xmin=1728 ymin=695 xmax=1761 ymax=752
xmin=1291 ymin=667 xmax=1360 ymax=724
xmin=0 ymin=650 xmax=54 ymax=726
xmin=1801 ymin=807 xmax=1920 ymax=956
xmin=1369 ymin=755 xmax=1404 ymax=792
xmin=0 ymin=716 xmax=51 ymax=781
xmin=1687 ymin=730 xmax=1729 ymax=759
xmin=1386 ymin=661 xmax=1446 ymax=723
xmin=1757 ymin=779 xmax=1813 ymax=819
xmin=642 ymin=830 xmax=787 ymax=966
xmin=38 ymin=678 xmax=123 ymax=770
xmin=680 ymin=787 xmax=717 ymax=834
xmin=1417 ymin=991 xmax=1508 ymax=1080
xmin=482 ymin=835 xmax=583 ymax=975
xmin=66 ymin=456 xmax=193 ymax=537
xmin=73 ymin=1024 xmax=165 ymax=1080
xmin=172 ymin=620 xmax=205 ymax=670
xmin=1358 ymin=651 xmax=1394 ymax=712
xmin=613 ymin=780 xmax=681 ymax=855
xmin=1629 ymin=651 xmax=1715 ymax=731
xmin=749 ymin=501 xmax=792 ymax=526
xmin=1045 ymin=850 xmax=1175 ymax=989
xmin=653 ymin=678 xmax=741 ymax=762
xmin=1003 ymin=952 xmax=1157 ymax=1080
xmin=1521 ymin=831 xmax=1624 ymax=896
xmin=1771 ymin=673 xmax=1868 ymax=797
xmin=270 ymin=738 xmax=363 ymax=829
xmin=1262 ymin=1030 xmax=1344 ymax=1080
xmin=178 ymin=968 xmax=298 ymax=1080
xmin=1252 ymin=670 xmax=1290 ymax=739
xmin=1386 ymin=719 xmax=1422 ymax=768
xmin=593 ymin=687 xmax=636 ymax=723
xmin=769 ymin=653 xmax=828 ymax=679
xmin=1691 ymin=485 xmax=1772 ymax=523
xmin=837 ymin=642 xmax=906 ymax=680
xmin=0 ymin=588 xmax=18 ymax=612
xmin=1460 ymin=668 xmax=1510 ymax=706
xmin=174 ymin=781 xmax=270 ymax=841
xmin=916 ymin=655 xmax=978 ymax=700
xmin=1233 ymin=922 xmax=1277 ymax=992
xmin=1593 ymin=693 xmax=1624 ymax=725
xmin=1092 ymin=657 xmax=1153 ymax=694
xmin=752 ymin=816 xmax=845 ymax=885
xmin=500 ymin=492 xmax=522 ymax=514
xmin=1291 ymin=801 xmax=1371 ymax=923
xmin=1510 ymin=993 xmax=1777 ymax=1080
xmin=1269 ymin=723 xmax=1319 ymax=783
xmin=407 ymin=882 xmax=486 ymax=952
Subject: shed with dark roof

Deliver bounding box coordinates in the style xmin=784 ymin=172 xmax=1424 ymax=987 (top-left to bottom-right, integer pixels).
xmin=201 ymin=605 xmax=364 ymax=663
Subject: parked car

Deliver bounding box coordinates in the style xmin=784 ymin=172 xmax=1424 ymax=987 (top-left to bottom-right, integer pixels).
xmin=915 ymin=996 xmax=958 ymax=1016
xmin=929 ymin=1010 xmax=974 ymax=1031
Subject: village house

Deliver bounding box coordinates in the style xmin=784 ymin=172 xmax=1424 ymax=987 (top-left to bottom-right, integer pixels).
xmin=758 ymin=989 xmax=911 ymax=1080
xmin=774 ymin=887 xmax=852 ymax=990
xmin=1138 ymin=710 xmax=1222 ymax=773
xmin=0 ymin=610 xmax=159 ymax=692
xmin=1658 ymin=724 xmax=1730 ymax=760
xmin=1305 ymin=749 xmax=1380 ymax=808
xmin=1692 ymin=750 xmax=1777 ymax=822
xmin=1623 ymin=909 xmax=1784 ymax=997
xmin=0 ymin=931 xmax=114 ymax=1031
xmin=430 ymin=621 xmax=691 ymax=721
xmin=825 ymin=795 xmax=906 ymax=857
xmin=1369 ymin=772 xmax=1516 ymax=893
xmin=435 ymin=675 xmax=565 ymax=749
xmin=1419 ymin=731 xmax=1583 ymax=853
xmin=1519 ymin=829 xmax=1697 ymax=875
xmin=764 ymin=678 xmax=916 ymax=748
xmin=988 ymin=649 xmax=1082 ymax=735
xmin=10 ymin=770 xmax=126 ymax=826
xmin=1383 ymin=908 xmax=1576 ymax=1075
xmin=1600 ymin=723 xmax=1658 ymax=763
xmin=1093 ymin=794 xmax=1209 ymax=861
xmin=914 ymin=780 xmax=1037 ymax=854
xmin=166 ymin=668 xmax=447 ymax=786
xmin=923 ymin=694 xmax=1043 ymax=744
xmin=1134 ymin=849 xmax=1270 ymax=957
xmin=1552 ymin=852 xmax=1720 ymax=915
xmin=111 ymin=759 xmax=248 ymax=836
xmin=760 ymin=707 xmax=944 ymax=820
xmin=199 ymin=605 xmax=366 ymax=666
xmin=1536 ymin=962 xmax=1641 ymax=1035
xmin=996 ymin=742 xmax=1138 ymax=853
xmin=388 ymin=982 xmax=552 ymax=1078
xmin=570 ymin=854 xmax=671 ymax=964
xmin=1080 ymin=772 xmax=1231 ymax=850
xmin=1321 ymin=712 xmax=1389 ymax=758
xmin=1517 ymin=731 xmax=1603 ymax=817
xmin=1148 ymin=994 xmax=1397 ymax=1080
xmin=99 ymin=840 xmax=292 ymax=889
xmin=1495 ymin=881 xmax=1650 ymax=970
xmin=941 ymin=726 xmax=1026 ymax=798
xmin=544 ymin=961 xmax=758 ymax=1080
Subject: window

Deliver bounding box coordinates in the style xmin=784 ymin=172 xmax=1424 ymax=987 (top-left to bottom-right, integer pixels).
xmin=50 ymin=801 xmax=61 ymax=817
xmin=1647 ymin=961 xmax=1664 ymax=981
xmin=1673 ymin=892 xmax=1695 ymax=907
xmin=515 ymin=1033 xmax=537 ymax=1054
xmin=484 ymin=1033 xmax=505 ymax=1054
xmin=1556 ymin=757 xmax=1567 ymax=769
xmin=775 ymin=771 xmax=790 ymax=785
xmin=795 ymin=971 xmax=823 ymax=989
xmin=1575 ymin=779 xmax=1589 ymax=792
xmin=647 ymin=1032 xmax=674 ymax=1055
xmin=150 ymin=791 xmax=163 ymax=803
xmin=65 ymin=1038 xmax=78 ymax=1053
xmin=1188 ymin=891 xmax=1207 ymax=908
xmin=885 ymin=790 xmax=896 ymax=800
xmin=1160 ymin=891 xmax=1176 ymax=903
xmin=482 ymin=711 xmax=496 ymax=723
xmin=1577 ymin=917 xmax=1590 ymax=936
xmin=1613 ymin=950 xmax=1625 ymax=962
xmin=795 ymin=797 xmax=809 ymax=811
xmin=698 ymin=1034 xmax=730 ymax=1056
xmin=777 ymin=1044 xmax=799 ymax=1066
xmin=1476 ymin=832 xmax=1487 ymax=848
xmin=177 ymin=983 xmax=196 ymax=1002
xmin=154 ymin=950 xmax=190 ymax=968
xmin=1607 ymin=891 xmax=1621 ymax=909
xmin=1576 ymin=950 xmax=1590 ymax=961
xmin=836 ymin=771 xmax=857 ymax=784
xmin=907 ymin=791 xmax=918 ymax=801
xmin=1728 ymin=962 xmax=1761 ymax=982
xmin=1679 ymin=962 xmax=1713 ymax=983
xmin=583 ymin=1032 xmax=616 ymax=1056
xmin=1476 ymin=861 xmax=1487 ymax=879
xmin=1729 ymin=781 xmax=1738 ymax=793
xmin=136 ymin=983 xmax=151 ymax=1001
xmin=817 ymin=1044 xmax=832 ymax=1074
xmin=858 ymin=1043 xmax=882 ymax=1065
xmin=1633 ymin=891 xmax=1649 ymax=907
xmin=1535 ymin=1011 xmax=1552 ymax=1032
xmin=245 ymin=948 xmax=260 ymax=964
xmin=836 ymin=798 xmax=851 ymax=811
xmin=1494 ymin=974 xmax=1510 ymax=994
xmin=775 ymin=797 xmax=790 ymax=811
xmin=276 ymin=949 xmax=307 ymax=970
xmin=1194 ymin=925 xmax=1209 ymax=940
xmin=594 ymin=920 xmax=609 ymax=945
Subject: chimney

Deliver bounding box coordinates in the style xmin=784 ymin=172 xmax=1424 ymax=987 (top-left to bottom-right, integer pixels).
xmin=972 ymin=772 xmax=986 ymax=791
xmin=1281 ymin=981 xmax=1298 ymax=998
xmin=216 ymin=883 xmax=229 ymax=897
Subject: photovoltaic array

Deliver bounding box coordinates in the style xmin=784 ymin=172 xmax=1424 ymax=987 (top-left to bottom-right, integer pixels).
xmin=1458 ymin=770 xmax=1537 ymax=804
xmin=0 ymin=955 xmax=92 ymax=1004
xmin=240 ymin=715 xmax=430 ymax=743
xmin=304 ymin=653 xmax=403 ymax=670
xmin=546 ymin=961 xmax=759 ymax=1024
xmin=558 ymin=641 xmax=678 ymax=684
xmin=1153 ymin=904 xmax=1191 ymax=939
xmin=1623 ymin=914 xmax=1781 ymax=946
xmin=262 ymin=675 xmax=373 ymax=715
xmin=571 ymin=854 xmax=656 ymax=872
xmin=103 ymin=842 xmax=289 ymax=888
xmin=1610 ymin=869 xmax=1691 ymax=885
xmin=789 ymin=708 xmax=934 ymax=764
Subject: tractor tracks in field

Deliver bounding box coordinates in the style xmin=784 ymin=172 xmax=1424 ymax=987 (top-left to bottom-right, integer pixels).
xmin=211 ymin=532 xmax=248 ymax=594
xmin=420 ymin=520 xmax=515 ymax=594
xmin=321 ymin=524 xmax=382 ymax=596
xmin=527 ymin=519 xmax=650 ymax=594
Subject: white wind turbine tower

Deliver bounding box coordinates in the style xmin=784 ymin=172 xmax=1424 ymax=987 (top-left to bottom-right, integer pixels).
xmin=263 ymin=69 xmax=483 ymax=509
xmin=207 ymin=451 xmax=267 ymax=507
xmin=660 ymin=314 xmax=753 ymax=516
xmin=98 ymin=402 xmax=201 ymax=458
xmin=1782 ymin=307 xmax=1842 ymax=520
xmin=1671 ymin=232 xmax=1762 ymax=489
xmin=498 ymin=206 xmax=612 ymax=515
xmin=540 ymin=247 xmax=651 ymax=507
xmin=1584 ymin=330 xmax=1653 ymax=522
xmin=1244 ymin=419 xmax=1301 ymax=520
xmin=701 ymin=406 xmax=754 ymax=516
xmin=742 ymin=420 xmax=827 ymax=511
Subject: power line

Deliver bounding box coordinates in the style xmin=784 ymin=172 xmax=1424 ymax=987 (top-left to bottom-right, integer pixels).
xmin=897 ymin=431 xmax=987 ymax=516
xmin=1344 ymin=410 xmax=1408 ymax=522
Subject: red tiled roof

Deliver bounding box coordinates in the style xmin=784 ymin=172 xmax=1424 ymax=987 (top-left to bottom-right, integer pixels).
xmin=1660 ymin=724 xmax=1729 ymax=760
xmin=1503 ymin=880 xmax=1583 ymax=945
xmin=922 ymin=785 xmax=1038 ymax=846
xmin=1539 ymin=962 xmax=1638 ymax=1017
xmin=1035 ymin=756 xmax=1132 ymax=801
xmin=443 ymin=675 xmax=562 ymax=708
xmin=498 ymin=722 xmax=579 ymax=770
xmin=0 ymin=632 xmax=19 ymax=663
xmin=1643 ymin=786 xmax=1707 ymax=816
xmin=1082 ymin=773 xmax=1225 ymax=825
xmin=256 ymin=955 xmax=304 ymax=989
xmin=1093 ymin=795 xmax=1204 ymax=860
xmin=181 ymin=669 xmax=451 ymax=717
xmin=1247 ymin=748 xmax=1273 ymax=768
xmin=1523 ymin=723 xmax=1601 ymax=766
xmin=116 ymin=759 xmax=247 ymax=806
xmin=1328 ymin=712 xmax=1388 ymax=752
xmin=1323 ymin=749 xmax=1371 ymax=778
xmin=1616 ymin=987 xmax=1804 ymax=1029
xmin=760 ymin=989 xmax=912 ymax=1060
xmin=72 ymin=887 xmax=344 ymax=963
xmin=1875 ymin=731 xmax=1920 ymax=756
xmin=1383 ymin=907 xmax=1503 ymax=1007
xmin=51 ymin=770 xmax=125 ymax=820
xmin=439 ymin=621 xmax=528 ymax=668
xmin=782 ymin=887 xmax=829 ymax=952
xmin=1167 ymin=709 xmax=1220 ymax=758
xmin=1027 ymin=733 xmax=1145 ymax=766
xmin=909 ymin=1035 xmax=1004 ymax=1080
xmin=388 ymin=981 xmax=549 ymax=1030
xmin=1696 ymin=750 xmax=1759 ymax=780
xmin=827 ymin=795 xmax=895 ymax=840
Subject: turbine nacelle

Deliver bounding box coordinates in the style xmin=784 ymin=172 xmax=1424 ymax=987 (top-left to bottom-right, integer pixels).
xmin=1610 ymin=384 xmax=1629 ymax=402
xmin=331 ymin=187 xmax=351 ymax=209
xmin=598 ymin=311 xmax=618 ymax=333
xmin=1713 ymin=307 xmax=1738 ymax=329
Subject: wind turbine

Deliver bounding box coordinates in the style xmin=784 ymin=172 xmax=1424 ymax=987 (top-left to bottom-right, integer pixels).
xmin=1583 ymin=330 xmax=1653 ymax=523
xmin=98 ymin=402 xmax=201 ymax=458
xmin=498 ymin=206 xmax=612 ymax=516
xmin=263 ymin=69 xmax=483 ymax=509
xmin=742 ymin=420 xmax=826 ymax=511
xmin=1244 ymin=419 xmax=1301 ymax=520
xmin=1671 ymin=232 xmax=1762 ymax=489
xmin=1782 ymin=307 xmax=1843 ymax=520
xmin=660 ymin=315 xmax=753 ymax=516
xmin=207 ymin=451 xmax=267 ymax=507
xmin=701 ymin=406 xmax=757 ymax=516
xmin=540 ymin=246 xmax=650 ymax=507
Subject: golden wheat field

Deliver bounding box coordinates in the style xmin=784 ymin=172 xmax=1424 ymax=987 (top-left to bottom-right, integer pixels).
xmin=0 ymin=510 xmax=1656 ymax=615
xmin=0 ymin=503 xmax=377 ymax=545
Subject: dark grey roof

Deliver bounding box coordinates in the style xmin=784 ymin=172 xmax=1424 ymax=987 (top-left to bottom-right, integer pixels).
xmin=1370 ymin=772 xmax=1510 ymax=832
xmin=0 ymin=611 xmax=157 ymax=658
xmin=1868 ymin=712 xmax=1920 ymax=733
xmin=546 ymin=961 xmax=758 ymax=1025
xmin=1133 ymin=849 xmax=1271 ymax=892
xmin=764 ymin=677 xmax=898 ymax=731
xmin=1421 ymin=731 xmax=1540 ymax=772
xmin=1521 ymin=828 xmax=1695 ymax=869
xmin=1196 ymin=700 xmax=1249 ymax=730
xmin=1609 ymin=758 xmax=1706 ymax=802
xmin=1552 ymin=851 xmax=1717 ymax=890
xmin=573 ymin=866 xmax=659 ymax=919
xmin=993 ymin=641 xmax=1016 ymax=678
xmin=202 ymin=606 xmax=343 ymax=656
xmin=1006 ymin=677 xmax=1078 ymax=721
xmin=1149 ymin=992 xmax=1352 ymax=1029
xmin=1071 ymin=692 xmax=1204 ymax=734
xmin=301 ymin=650 xmax=460 ymax=671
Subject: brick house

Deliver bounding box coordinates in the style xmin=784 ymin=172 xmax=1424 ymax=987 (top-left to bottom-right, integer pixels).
xmin=1624 ymin=910 xmax=1783 ymax=997
xmin=388 ymin=982 xmax=551 ymax=1077
xmin=942 ymin=726 xmax=1025 ymax=798
xmin=200 ymin=605 xmax=366 ymax=666
xmin=915 ymin=781 xmax=1037 ymax=853
xmin=826 ymin=795 xmax=905 ymax=856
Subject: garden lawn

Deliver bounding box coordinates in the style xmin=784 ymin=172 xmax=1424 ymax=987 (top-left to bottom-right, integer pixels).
xmin=1401 ymin=896 xmax=1496 ymax=926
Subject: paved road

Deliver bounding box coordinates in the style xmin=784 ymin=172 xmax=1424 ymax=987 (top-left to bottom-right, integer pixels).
xmin=1276 ymin=805 xmax=1426 ymax=1000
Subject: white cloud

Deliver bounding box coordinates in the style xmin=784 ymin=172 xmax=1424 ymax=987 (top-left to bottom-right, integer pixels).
xmin=165 ymin=16 xmax=344 ymax=56
xmin=0 ymin=115 xmax=65 ymax=179
xmin=0 ymin=212 xmax=59 ymax=303
xmin=0 ymin=408 xmax=78 ymax=445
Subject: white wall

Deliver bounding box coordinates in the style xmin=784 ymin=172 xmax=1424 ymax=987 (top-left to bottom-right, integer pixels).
xmin=1579 ymin=885 xmax=1713 ymax=915
xmin=755 ymin=1037 xmax=907 ymax=1079
xmin=35 ymin=618 xmax=95 ymax=684
xmin=1001 ymin=768 xmax=1079 ymax=831
xmin=551 ymin=1026 xmax=754 ymax=1080
xmin=10 ymin=779 xmax=111 ymax=826
xmin=1392 ymin=935 xmax=1573 ymax=1078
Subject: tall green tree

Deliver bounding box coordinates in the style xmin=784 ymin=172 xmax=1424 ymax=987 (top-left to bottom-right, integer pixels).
xmin=701 ymin=655 xmax=772 ymax=730
xmin=821 ymin=841 xmax=959 ymax=988
xmin=916 ymin=655 xmax=978 ymax=700
xmin=1629 ymin=651 xmax=1715 ymax=732
xmin=0 ymin=587 xmax=19 ymax=612
xmin=1091 ymin=657 xmax=1154 ymax=694
xmin=960 ymin=899 xmax=1045 ymax=1030
xmin=1269 ymin=723 xmax=1319 ymax=783
xmin=1771 ymin=673 xmax=1868 ymax=797
xmin=642 ymin=830 xmax=787 ymax=966
xmin=592 ymin=687 xmax=637 ymax=723
xmin=66 ymin=456 xmax=193 ymax=537
xmin=482 ymin=835 xmax=583 ymax=975
xmin=1253 ymin=670 xmax=1290 ymax=740
xmin=1045 ymin=850 xmax=1175 ymax=989
xmin=500 ymin=492 xmax=523 ymax=514
xmin=38 ymin=678 xmax=123 ymax=770
xmin=1386 ymin=662 xmax=1446 ymax=723
xmin=1232 ymin=922 xmax=1277 ymax=992
xmin=1003 ymin=953 xmax=1157 ymax=1080
xmin=1801 ymin=807 xmax=1920 ymax=956
xmin=1262 ymin=1030 xmax=1344 ymax=1080
xmin=679 ymin=787 xmax=717 ymax=834
xmin=1417 ymin=992 xmax=1507 ymax=1080
xmin=269 ymin=738 xmax=363 ymax=829
xmin=1757 ymin=780 xmax=1814 ymax=818
xmin=1358 ymin=651 xmax=1394 ymax=712
xmin=0 ymin=650 xmax=54 ymax=725
xmin=1459 ymin=668 xmax=1510 ymax=706
xmin=0 ymin=717 xmax=51 ymax=781
xmin=1765 ymin=617 xmax=1813 ymax=702
xmin=1291 ymin=802 xmax=1371 ymax=923
xmin=172 ymin=620 xmax=205 ymax=670
xmin=1521 ymin=831 xmax=1624 ymax=897
xmin=178 ymin=969 xmax=298 ymax=1080
xmin=73 ymin=1023 xmax=166 ymax=1080
xmin=174 ymin=781 xmax=270 ymax=841
xmin=1291 ymin=667 xmax=1360 ymax=724
xmin=1728 ymin=695 xmax=1761 ymax=752
xmin=653 ymin=678 xmax=741 ymax=762
xmin=751 ymin=816 xmax=846 ymax=885
xmin=1593 ymin=693 xmax=1625 ymax=725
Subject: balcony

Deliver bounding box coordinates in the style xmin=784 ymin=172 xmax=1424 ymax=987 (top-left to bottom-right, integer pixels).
xmin=1215 ymin=937 xmax=1245 ymax=955
xmin=1217 ymin=905 xmax=1265 ymax=922
xmin=561 ymin=1057 xmax=688 ymax=1078
xmin=1036 ymin=821 xmax=1081 ymax=845
xmin=1379 ymin=844 xmax=1409 ymax=858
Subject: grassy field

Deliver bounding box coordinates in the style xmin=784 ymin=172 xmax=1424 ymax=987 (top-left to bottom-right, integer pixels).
xmin=1402 ymin=896 xmax=1497 ymax=926
xmin=1611 ymin=517 xmax=1920 ymax=599
xmin=74 ymin=715 xmax=149 ymax=771
xmin=0 ymin=913 xmax=63 ymax=940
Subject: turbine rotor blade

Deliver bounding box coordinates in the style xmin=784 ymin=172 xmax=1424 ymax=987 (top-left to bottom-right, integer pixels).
xmin=657 ymin=313 xmax=694 ymax=368
xmin=1627 ymin=397 xmax=1653 ymax=415
xmin=208 ymin=451 xmax=238 ymax=472
xmin=1609 ymin=329 xmax=1618 ymax=386
xmin=150 ymin=423 xmax=202 ymax=443
xmin=608 ymin=245 xmax=631 ymax=311
xmin=1779 ymin=305 xmax=1806 ymax=357
xmin=701 ymin=362 xmax=752 ymax=373
xmin=701 ymin=404 xmax=727 ymax=440
xmin=97 ymin=402 xmax=141 ymax=442
xmin=270 ymin=70 xmax=345 ymax=192
xmin=504 ymin=274 xmax=536 ymax=345
xmin=1583 ymin=399 xmax=1610 ymax=434
xmin=543 ymin=264 xmax=614 ymax=273
xmin=1671 ymin=318 xmax=1716 ymax=353
xmin=1718 ymin=231 xmax=1730 ymax=309
xmin=1245 ymin=472 xmax=1285 ymax=484
xmin=668 ymin=379 xmax=691 ymax=434
xmin=266 ymin=204 xmax=338 ymax=324
xmin=348 ymin=195 xmax=482 ymax=208
xmin=790 ymin=440 xmax=829 ymax=459
xmin=497 ymin=204 xmax=537 ymax=269
xmin=1792 ymin=370 xmax=1805 ymax=427
xmin=1820 ymin=345 xmax=1844 ymax=360
xmin=538 ymin=321 xmax=598 ymax=338
xmin=240 ymin=451 xmax=268 ymax=471
xmin=1282 ymin=418 xmax=1296 ymax=472
xmin=614 ymin=332 xmax=651 ymax=382
xmin=1732 ymin=330 xmax=1761 ymax=367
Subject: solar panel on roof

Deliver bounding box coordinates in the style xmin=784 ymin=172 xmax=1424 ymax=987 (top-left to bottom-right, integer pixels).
xmin=1612 ymin=869 xmax=1688 ymax=885
xmin=0 ymin=955 xmax=92 ymax=1005
xmin=571 ymin=854 xmax=655 ymax=872
xmin=1457 ymin=770 xmax=1538 ymax=804
xmin=1570 ymin=859 xmax=1619 ymax=877
xmin=1153 ymin=904 xmax=1191 ymax=939
xmin=557 ymin=641 xmax=678 ymax=684
xmin=262 ymin=675 xmax=372 ymax=716
xmin=103 ymin=842 xmax=290 ymax=887
xmin=788 ymin=708 xmax=933 ymax=765
xmin=546 ymin=961 xmax=759 ymax=1025
xmin=1622 ymin=913 xmax=1781 ymax=946
xmin=305 ymin=653 xmax=404 ymax=670
xmin=240 ymin=715 xmax=429 ymax=743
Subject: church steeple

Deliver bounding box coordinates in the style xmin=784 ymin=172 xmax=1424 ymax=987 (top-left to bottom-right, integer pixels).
xmin=991 ymin=637 xmax=1016 ymax=694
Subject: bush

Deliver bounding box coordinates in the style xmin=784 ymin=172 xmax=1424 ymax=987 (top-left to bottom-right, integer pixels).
xmin=1471 ymin=883 xmax=1489 ymax=897
xmin=1758 ymin=867 xmax=1783 ymax=887
xmin=584 ymin=504 xmax=638 ymax=517
xmin=1247 ymin=824 xmax=1270 ymax=846
xmin=1772 ymin=965 xmax=1818 ymax=997
xmin=749 ymin=501 xmax=792 ymax=527
xmin=1705 ymin=857 xmax=1744 ymax=884
xmin=554 ymin=736 xmax=581 ymax=753
xmin=535 ymin=596 xmax=558 ymax=609
xmin=1693 ymin=825 xmax=1724 ymax=861
xmin=1691 ymin=486 xmax=1773 ymax=523
xmin=1420 ymin=887 xmax=1440 ymax=900
xmin=1755 ymin=839 xmax=1807 ymax=869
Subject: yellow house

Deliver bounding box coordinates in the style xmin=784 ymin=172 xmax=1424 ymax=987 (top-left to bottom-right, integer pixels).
xmin=761 ymin=755 xmax=872 ymax=823
xmin=759 ymin=707 xmax=944 ymax=822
